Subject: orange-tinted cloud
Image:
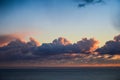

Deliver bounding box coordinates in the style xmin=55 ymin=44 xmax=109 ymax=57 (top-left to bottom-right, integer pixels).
xmin=52 ymin=37 xmax=71 ymax=46
xmin=0 ymin=32 xmax=41 ymax=47
xmin=1 ymin=34 xmax=120 ymax=66
xmin=29 ymin=37 xmax=41 ymax=46
xmin=75 ymin=38 xmax=99 ymax=53
xmin=114 ymin=34 xmax=120 ymax=42
xmin=0 ymin=34 xmax=22 ymax=47
xmin=110 ymin=55 xmax=120 ymax=60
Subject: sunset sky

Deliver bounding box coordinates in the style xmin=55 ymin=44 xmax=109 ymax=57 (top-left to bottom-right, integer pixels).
xmin=0 ymin=0 xmax=119 ymax=46
xmin=0 ymin=0 xmax=120 ymax=67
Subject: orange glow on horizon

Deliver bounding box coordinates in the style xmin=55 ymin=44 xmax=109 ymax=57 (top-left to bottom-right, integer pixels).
xmin=0 ymin=63 xmax=120 ymax=68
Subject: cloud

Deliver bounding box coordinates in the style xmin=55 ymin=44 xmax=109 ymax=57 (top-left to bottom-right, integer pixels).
xmin=28 ymin=37 xmax=41 ymax=47
xmin=74 ymin=0 xmax=120 ymax=32
xmin=34 ymin=37 xmax=99 ymax=56
xmin=34 ymin=37 xmax=72 ymax=55
xmin=114 ymin=34 xmax=120 ymax=42
xmin=0 ymin=37 xmax=98 ymax=58
xmin=52 ymin=37 xmax=71 ymax=46
xmin=0 ymin=37 xmax=40 ymax=62
xmin=1 ymin=35 xmax=120 ymax=65
xmin=110 ymin=55 xmax=120 ymax=60
xmin=96 ymin=34 xmax=120 ymax=54
xmin=74 ymin=0 xmax=104 ymax=7
xmin=0 ymin=34 xmax=23 ymax=47
xmin=74 ymin=38 xmax=99 ymax=53
xmin=0 ymin=32 xmax=40 ymax=47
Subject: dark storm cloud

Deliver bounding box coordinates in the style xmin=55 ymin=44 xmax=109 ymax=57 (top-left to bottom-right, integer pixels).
xmin=96 ymin=34 xmax=120 ymax=54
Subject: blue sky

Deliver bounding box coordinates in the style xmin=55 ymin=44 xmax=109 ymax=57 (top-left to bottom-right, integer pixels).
xmin=0 ymin=0 xmax=119 ymax=46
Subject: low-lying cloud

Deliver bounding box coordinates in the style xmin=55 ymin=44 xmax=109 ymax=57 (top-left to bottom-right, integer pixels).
xmin=96 ymin=34 xmax=120 ymax=54
xmin=0 ymin=34 xmax=120 ymax=65
xmin=34 ymin=37 xmax=99 ymax=56
xmin=75 ymin=38 xmax=99 ymax=53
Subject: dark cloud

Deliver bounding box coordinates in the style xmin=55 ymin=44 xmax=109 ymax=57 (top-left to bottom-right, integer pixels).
xmin=74 ymin=0 xmax=104 ymax=7
xmin=34 ymin=37 xmax=72 ymax=55
xmin=96 ymin=34 xmax=120 ymax=54
xmin=1 ymin=35 xmax=120 ymax=65
xmin=34 ymin=37 xmax=99 ymax=56
xmin=0 ymin=36 xmax=99 ymax=62
xmin=74 ymin=38 xmax=99 ymax=53
xmin=0 ymin=37 xmax=40 ymax=62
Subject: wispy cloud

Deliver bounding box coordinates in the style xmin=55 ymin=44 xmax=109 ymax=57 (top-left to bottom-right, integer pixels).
xmin=74 ymin=0 xmax=104 ymax=7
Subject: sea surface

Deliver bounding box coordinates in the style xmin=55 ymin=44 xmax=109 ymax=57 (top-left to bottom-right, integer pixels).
xmin=0 ymin=67 xmax=120 ymax=80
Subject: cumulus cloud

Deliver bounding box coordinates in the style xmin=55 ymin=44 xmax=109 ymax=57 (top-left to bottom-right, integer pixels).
xmin=0 ymin=34 xmax=20 ymax=47
xmin=28 ymin=37 xmax=41 ymax=47
xmin=0 ymin=33 xmax=28 ymax=47
xmin=52 ymin=37 xmax=71 ymax=46
xmin=0 ymin=37 xmax=40 ymax=62
xmin=34 ymin=37 xmax=99 ymax=56
xmin=96 ymin=34 xmax=120 ymax=54
xmin=74 ymin=38 xmax=99 ymax=53
xmin=1 ymin=35 xmax=120 ymax=65
xmin=34 ymin=37 xmax=72 ymax=55
xmin=0 ymin=36 xmax=98 ymax=60
xmin=0 ymin=33 xmax=41 ymax=47
xmin=114 ymin=34 xmax=120 ymax=42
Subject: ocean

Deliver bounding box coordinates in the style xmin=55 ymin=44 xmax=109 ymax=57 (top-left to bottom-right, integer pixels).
xmin=0 ymin=67 xmax=120 ymax=80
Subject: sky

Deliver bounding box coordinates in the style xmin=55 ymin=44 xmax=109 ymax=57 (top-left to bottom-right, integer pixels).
xmin=0 ymin=0 xmax=119 ymax=46
xmin=0 ymin=0 xmax=120 ymax=67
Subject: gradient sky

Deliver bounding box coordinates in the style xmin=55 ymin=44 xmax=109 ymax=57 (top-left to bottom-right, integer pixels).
xmin=0 ymin=0 xmax=119 ymax=46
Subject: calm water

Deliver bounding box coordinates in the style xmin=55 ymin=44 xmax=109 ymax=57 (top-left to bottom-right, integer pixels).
xmin=0 ymin=67 xmax=120 ymax=80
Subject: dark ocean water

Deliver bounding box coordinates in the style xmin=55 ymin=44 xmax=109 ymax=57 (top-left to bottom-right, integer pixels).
xmin=0 ymin=67 xmax=120 ymax=80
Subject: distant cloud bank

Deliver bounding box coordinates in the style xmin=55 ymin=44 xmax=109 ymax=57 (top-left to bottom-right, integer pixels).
xmin=0 ymin=34 xmax=120 ymax=65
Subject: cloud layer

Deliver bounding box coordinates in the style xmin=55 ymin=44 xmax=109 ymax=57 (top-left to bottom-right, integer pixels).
xmin=0 ymin=34 xmax=120 ymax=65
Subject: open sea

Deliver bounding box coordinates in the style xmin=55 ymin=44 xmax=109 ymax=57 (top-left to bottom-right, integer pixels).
xmin=0 ymin=67 xmax=120 ymax=80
